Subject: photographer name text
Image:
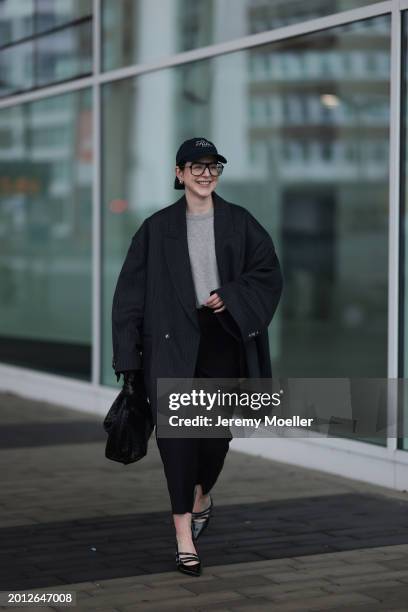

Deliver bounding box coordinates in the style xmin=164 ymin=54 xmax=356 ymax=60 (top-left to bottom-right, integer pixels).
xmin=167 ymin=415 xmax=314 ymax=428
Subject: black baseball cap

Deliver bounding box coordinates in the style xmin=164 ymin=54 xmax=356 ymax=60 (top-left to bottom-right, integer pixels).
xmin=174 ymin=137 xmax=227 ymax=190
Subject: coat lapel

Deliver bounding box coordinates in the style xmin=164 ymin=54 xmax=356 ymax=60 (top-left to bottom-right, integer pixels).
xmin=164 ymin=191 xmax=241 ymax=331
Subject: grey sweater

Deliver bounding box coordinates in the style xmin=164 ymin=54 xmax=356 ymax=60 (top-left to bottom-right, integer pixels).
xmin=186 ymin=208 xmax=221 ymax=308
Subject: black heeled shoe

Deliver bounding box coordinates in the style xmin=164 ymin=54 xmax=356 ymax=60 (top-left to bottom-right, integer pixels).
xmin=175 ymin=541 xmax=201 ymax=576
xmin=191 ymin=492 xmax=213 ymax=541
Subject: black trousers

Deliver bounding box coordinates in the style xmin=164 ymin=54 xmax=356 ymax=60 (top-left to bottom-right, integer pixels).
xmin=155 ymin=305 xmax=246 ymax=514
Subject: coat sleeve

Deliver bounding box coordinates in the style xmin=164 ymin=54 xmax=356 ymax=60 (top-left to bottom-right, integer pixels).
xmin=212 ymin=213 xmax=283 ymax=343
xmin=111 ymin=219 xmax=148 ymax=380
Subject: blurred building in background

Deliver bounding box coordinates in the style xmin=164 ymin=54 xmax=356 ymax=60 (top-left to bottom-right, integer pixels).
xmin=0 ymin=0 xmax=407 ymax=489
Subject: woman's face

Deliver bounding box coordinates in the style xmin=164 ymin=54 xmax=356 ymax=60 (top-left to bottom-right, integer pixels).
xmin=176 ymin=155 xmax=219 ymax=198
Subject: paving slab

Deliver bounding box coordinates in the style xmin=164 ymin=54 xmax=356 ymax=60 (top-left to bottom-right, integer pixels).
xmin=2 ymin=391 xmax=408 ymax=611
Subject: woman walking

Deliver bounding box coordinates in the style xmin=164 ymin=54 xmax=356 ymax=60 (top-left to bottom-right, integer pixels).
xmin=111 ymin=137 xmax=283 ymax=576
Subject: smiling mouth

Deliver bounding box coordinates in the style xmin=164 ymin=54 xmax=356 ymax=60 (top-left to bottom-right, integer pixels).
xmin=196 ymin=180 xmax=212 ymax=185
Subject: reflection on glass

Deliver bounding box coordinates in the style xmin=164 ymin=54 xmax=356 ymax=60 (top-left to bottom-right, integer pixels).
xmin=36 ymin=0 xmax=92 ymax=34
xmin=0 ymin=0 xmax=92 ymax=45
xmin=102 ymin=0 xmax=386 ymax=71
xmin=37 ymin=20 xmax=92 ymax=86
xmin=102 ymin=12 xmax=390 ymax=435
xmin=0 ymin=90 xmax=93 ymax=379
xmin=0 ymin=41 xmax=34 ymax=96
xmin=0 ymin=1 xmax=93 ymax=98
xmin=0 ymin=21 xmax=92 ymax=97
xmin=0 ymin=0 xmax=35 ymax=46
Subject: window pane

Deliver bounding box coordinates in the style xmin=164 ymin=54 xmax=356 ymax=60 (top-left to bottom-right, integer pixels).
xmin=0 ymin=90 xmax=93 ymax=379
xmin=0 ymin=0 xmax=92 ymax=45
xmin=102 ymin=0 xmax=387 ymax=71
xmin=36 ymin=20 xmax=92 ymax=87
xmin=102 ymin=12 xmax=390 ymax=448
xmin=0 ymin=0 xmax=35 ymax=46
xmin=0 ymin=20 xmax=92 ymax=98
xmin=36 ymin=0 xmax=92 ymax=35
xmin=0 ymin=1 xmax=93 ymax=98
xmin=0 ymin=41 xmax=34 ymax=96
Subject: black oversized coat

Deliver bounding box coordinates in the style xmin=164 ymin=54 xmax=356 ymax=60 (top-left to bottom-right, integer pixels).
xmin=112 ymin=191 xmax=283 ymax=425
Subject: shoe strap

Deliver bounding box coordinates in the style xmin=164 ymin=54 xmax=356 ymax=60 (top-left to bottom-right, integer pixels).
xmin=192 ymin=504 xmax=212 ymax=518
xmin=176 ymin=552 xmax=199 ymax=561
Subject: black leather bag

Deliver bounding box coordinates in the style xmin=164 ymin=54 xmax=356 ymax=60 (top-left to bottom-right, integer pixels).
xmin=103 ymin=373 xmax=154 ymax=465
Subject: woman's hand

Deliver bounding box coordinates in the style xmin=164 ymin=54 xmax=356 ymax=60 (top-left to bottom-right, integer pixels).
xmin=122 ymin=370 xmax=143 ymax=396
xmin=205 ymin=292 xmax=226 ymax=313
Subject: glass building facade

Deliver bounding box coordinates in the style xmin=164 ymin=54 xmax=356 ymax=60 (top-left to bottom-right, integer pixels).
xmin=0 ymin=0 xmax=406 ymax=487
